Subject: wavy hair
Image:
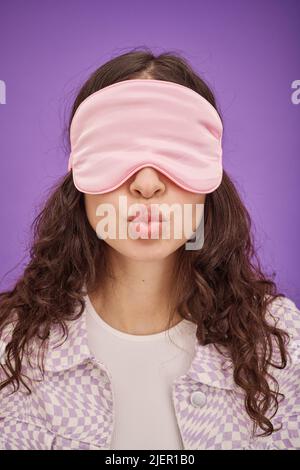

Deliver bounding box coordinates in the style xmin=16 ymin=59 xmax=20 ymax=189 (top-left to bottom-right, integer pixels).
xmin=0 ymin=47 xmax=290 ymax=438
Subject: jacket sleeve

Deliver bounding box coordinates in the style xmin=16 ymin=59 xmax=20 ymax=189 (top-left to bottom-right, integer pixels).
xmin=0 ymin=329 xmax=55 ymax=450
xmin=266 ymin=296 xmax=300 ymax=449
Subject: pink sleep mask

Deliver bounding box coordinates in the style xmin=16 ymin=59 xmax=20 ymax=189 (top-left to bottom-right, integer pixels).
xmin=68 ymin=79 xmax=223 ymax=194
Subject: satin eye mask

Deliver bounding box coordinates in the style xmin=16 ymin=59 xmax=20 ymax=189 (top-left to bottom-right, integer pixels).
xmin=68 ymin=79 xmax=223 ymax=194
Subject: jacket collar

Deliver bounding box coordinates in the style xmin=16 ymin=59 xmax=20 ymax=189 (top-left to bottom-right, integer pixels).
xmin=44 ymin=296 xmax=236 ymax=391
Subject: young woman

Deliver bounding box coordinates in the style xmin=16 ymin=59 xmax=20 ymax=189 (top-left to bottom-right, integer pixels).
xmin=0 ymin=49 xmax=299 ymax=451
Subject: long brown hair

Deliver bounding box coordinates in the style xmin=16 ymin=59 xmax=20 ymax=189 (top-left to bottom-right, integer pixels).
xmin=0 ymin=47 xmax=290 ymax=438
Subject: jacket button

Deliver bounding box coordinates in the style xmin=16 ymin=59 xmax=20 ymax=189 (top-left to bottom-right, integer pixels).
xmin=190 ymin=391 xmax=207 ymax=408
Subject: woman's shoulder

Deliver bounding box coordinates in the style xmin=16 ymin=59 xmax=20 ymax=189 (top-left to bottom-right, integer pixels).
xmin=263 ymin=294 xmax=300 ymax=398
xmin=265 ymin=294 xmax=300 ymax=342
xmin=0 ymin=313 xmax=18 ymax=365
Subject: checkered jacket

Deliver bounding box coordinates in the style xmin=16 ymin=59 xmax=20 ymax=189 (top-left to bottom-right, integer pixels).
xmin=0 ymin=295 xmax=299 ymax=450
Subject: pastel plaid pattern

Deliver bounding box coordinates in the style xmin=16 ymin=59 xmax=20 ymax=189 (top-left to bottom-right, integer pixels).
xmin=0 ymin=295 xmax=299 ymax=450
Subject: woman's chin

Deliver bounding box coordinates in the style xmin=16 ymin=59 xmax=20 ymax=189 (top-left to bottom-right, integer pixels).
xmin=105 ymin=238 xmax=183 ymax=260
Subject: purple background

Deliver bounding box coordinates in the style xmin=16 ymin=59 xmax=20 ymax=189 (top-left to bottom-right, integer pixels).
xmin=0 ymin=0 xmax=299 ymax=306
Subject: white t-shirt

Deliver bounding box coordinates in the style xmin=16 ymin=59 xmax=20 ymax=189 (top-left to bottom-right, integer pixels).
xmin=84 ymin=294 xmax=198 ymax=450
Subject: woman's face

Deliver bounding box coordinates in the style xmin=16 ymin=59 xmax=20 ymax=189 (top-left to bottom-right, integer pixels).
xmin=84 ymin=167 xmax=206 ymax=261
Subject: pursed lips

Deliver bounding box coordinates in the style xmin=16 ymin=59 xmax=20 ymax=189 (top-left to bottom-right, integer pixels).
xmin=127 ymin=206 xmax=166 ymax=224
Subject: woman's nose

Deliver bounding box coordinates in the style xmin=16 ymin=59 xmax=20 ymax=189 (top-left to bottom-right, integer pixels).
xmin=129 ymin=167 xmax=166 ymax=198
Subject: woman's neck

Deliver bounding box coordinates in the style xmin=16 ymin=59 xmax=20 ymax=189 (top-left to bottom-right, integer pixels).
xmin=88 ymin=249 xmax=182 ymax=335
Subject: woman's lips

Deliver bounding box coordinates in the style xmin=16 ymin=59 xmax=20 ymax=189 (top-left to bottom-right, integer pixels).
xmin=127 ymin=206 xmax=166 ymax=238
xmin=127 ymin=206 xmax=165 ymax=224
xmin=130 ymin=220 xmax=162 ymax=238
